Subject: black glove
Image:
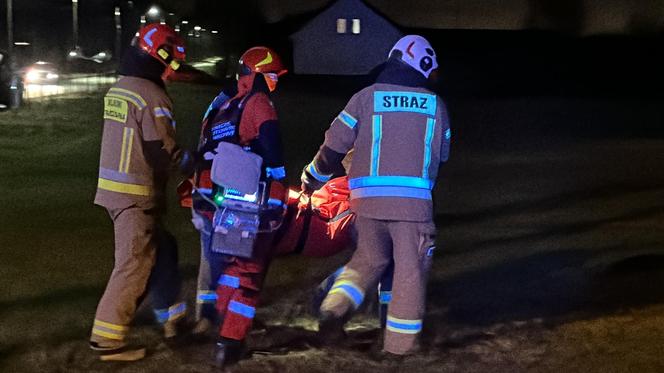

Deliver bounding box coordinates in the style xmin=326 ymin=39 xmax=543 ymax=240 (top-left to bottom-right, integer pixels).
xmin=300 ymin=168 xmax=325 ymax=195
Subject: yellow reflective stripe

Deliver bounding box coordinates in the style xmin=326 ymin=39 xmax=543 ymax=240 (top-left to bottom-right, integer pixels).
xmin=332 ymin=280 xmax=363 ymax=293
xmin=94 ymin=319 xmax=129 ymax=331
xmin=118 ymin=128 xmax=127 ymax=172
xmin=124 ymin=128 xmax=134 ymax=173
xmin=97 ymin=178 xmax=151 ymax=196
xmin=386 ymin=316 xmax=422 ymax=325
xmin=92 ymin=328 xmax=125 ymax=340
xmin=108 ymin=87 xmax=147 ymax=107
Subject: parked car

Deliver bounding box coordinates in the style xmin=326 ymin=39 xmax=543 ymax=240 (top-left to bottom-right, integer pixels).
xmin=22 ymin=61 xmax=59 ymax=85
xmin=0 ymin=51 xmax=23 ymax=110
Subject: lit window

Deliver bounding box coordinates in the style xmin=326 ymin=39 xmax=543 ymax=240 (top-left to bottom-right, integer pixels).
xmin=337 ymin=18 xmax=347 ymax=34
xmin=352 ymin=19 xmax=361 ymax=34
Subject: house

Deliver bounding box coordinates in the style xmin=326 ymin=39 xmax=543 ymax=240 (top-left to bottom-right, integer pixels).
xmin=290 ymin=0 xmax=403 ymax=75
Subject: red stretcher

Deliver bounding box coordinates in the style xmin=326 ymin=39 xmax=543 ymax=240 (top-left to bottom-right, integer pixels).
xmin=273 ymin=176 xmax=355 ymax=257
xmin=178 ymin=176 xmax=355 ymax=258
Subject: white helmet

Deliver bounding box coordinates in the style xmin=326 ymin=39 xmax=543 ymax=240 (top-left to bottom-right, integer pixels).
xmin=388 ymin=35 xmax=438 ymax=78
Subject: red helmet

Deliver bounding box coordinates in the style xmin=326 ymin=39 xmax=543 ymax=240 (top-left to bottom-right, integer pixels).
xmin=238 ymin=46 xmax=287 ymax=77
xmin=134 ymin=23 xmax=185 ymax=72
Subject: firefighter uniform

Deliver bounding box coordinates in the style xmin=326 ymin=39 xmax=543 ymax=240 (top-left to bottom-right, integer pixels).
xmin=190 ymin=48 xmax=288 ymax=361
xmin=91 ymin=75 xmax=188 ymax=347
xmin=302 ymin=35 xmax=451 ymax=355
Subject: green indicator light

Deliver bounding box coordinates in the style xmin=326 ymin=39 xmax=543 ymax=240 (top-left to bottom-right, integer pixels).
xmin=214 ymin=194 xmax=224 ymax=205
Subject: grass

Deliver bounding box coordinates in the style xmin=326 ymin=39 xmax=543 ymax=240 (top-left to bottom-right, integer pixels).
xmin=2 ymin=80 xmax=664 ymax=372
xmin=0 ymin=82 xmax=347 ymax=371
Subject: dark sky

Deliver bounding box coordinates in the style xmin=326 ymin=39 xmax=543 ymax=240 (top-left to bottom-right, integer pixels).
xmin=5 ymin=0 xmax=664 ymax=35
xmin=2 ymin=0 xmax=663 ymax=63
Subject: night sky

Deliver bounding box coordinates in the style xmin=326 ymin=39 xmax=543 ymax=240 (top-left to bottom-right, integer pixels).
xmin=1 ymin=0 xmax=663 ymax=65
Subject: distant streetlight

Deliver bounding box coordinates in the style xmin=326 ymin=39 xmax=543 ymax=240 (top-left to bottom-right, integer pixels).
xmin=114 ymin=6 xmax=121 ymax=61
xmin=211 ymin=30 xmax=219 ymax=34
xmin=147 ymin=5 xmax=160 ymax=18
xmin=181 ymin=20 xmax=189 ymax=24
xmin=6 ymin=0 xmax=13 ymax=55
xmin=194 ymin=25 xmax=201 ymax=31
xmin=72 ymin=0 xmax=79 ymax=48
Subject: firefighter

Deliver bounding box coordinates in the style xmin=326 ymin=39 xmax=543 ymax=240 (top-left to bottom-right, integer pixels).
xmin=190 ymin=46 xmax=288 ymax=367
xmin=301 ymin=35 xmax=451 ymax=356
xmin=189 ymin=84 xmax=237 ymax=333
xmin=90 ymin=24 xmax=193 ymax=361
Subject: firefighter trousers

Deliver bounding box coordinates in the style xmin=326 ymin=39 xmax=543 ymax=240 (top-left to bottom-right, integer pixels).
xmin=193 ymin=208 xmax=275 ymax=341
xmin=90 ymin=205 xmax=184 ymax=346
xmin=211 ymin=233 xmax=274 ymax=341
xmin=319 ymin=216 xmax=436 ymax=355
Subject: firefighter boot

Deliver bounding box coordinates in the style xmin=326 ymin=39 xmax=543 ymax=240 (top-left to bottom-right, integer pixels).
xmin=90 ymin=341 xmax=146 ymax=362
xmin=317 ymin=311 xmax=347 ymax=346
xmin=214 ymin=337 xmax=245 ymax=368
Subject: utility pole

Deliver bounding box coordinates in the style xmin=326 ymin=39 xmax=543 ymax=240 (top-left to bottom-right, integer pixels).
xmin=6 ymin=0 xmax=13 ymax=56
xmin=114 ymin=6 xmax=121 ymax=61
xmin=72 ymin=0 xmax=79 ymax=48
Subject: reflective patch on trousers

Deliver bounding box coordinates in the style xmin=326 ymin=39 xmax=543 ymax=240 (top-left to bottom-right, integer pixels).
xmin=197 ymin=290 xmax=218 ymax=304
xmin=154 ymin=302 xmax=187 ymax=324
xmin=329 ymin=280 xmax=364 ymax=309
xmin=386 ymin=316 xmax=422 ymax=335
xmin=228 ymin=300 xmax=255 ymax=319
xmin=92 ymin=319 xmax=128 ymax=341
xmin=218 ymin=274 xmax=240 ymax=288
xmin=379 ymin=291 xmax=393 ymax=305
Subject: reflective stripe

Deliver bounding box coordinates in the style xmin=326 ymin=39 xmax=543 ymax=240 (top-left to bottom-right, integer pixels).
xmin=154 ymin=302 xmax=187 ymax=324
xmin=197 ymin=291 xmax=218 ymax=303
xmin=268 ymin=198 xmax=285 ymax=208
xmin=154 ymin=107 xmax=173 ymax=119
xmin=108 ymin=88 xmax=147 ymax=108
xmin=154 ymin=107 xmax=176 ymax=129
xmin=97 ymin=177 xmax=152 ymax=196
xmin=350 ymin=186 xmax=432 ymax=200
xmin=218 ymin=274 xmax=240 ymax=288
xmin=92 ymin=319 xmax=128 ymax=340
xmin=386 ymin=316 xmax=422 ymax=334
xmin=99 ymin=167 xmax=151 ymax=185
xmin=370 ymin=115 xmax=382 ymax=176
xmin=118 ymin=127 xmax=134 ymax=173
xmin=329 ymin=280 xmax=364 ymax=308
xmin=445 ymin=128 xmax=451 ymax=140
xmin=306 ymin=162 xmax=332 ymax=183
xmin=349 ymin=176 xmax=433 ymax=190
xmin=337 ymin=110 xmax=358 ymax=129
xmin=94 ymin=319 xmax=128 ymax=332
xmin=228 ymin=300 xmax=255 ymax=318
xmin=379 ymin=291 xmax=392 ymax=304
xmin=143 ymin=27 xmax=157 ymax=47
xmin=374 ymin=91 xmax=437 ymax=116
xmin=422 ymin=117 xmax=435 ymax=179
xmin=92 ymin=327 xmax=125 ymax=340
xmin=195 ymin=188 xmax=213 ymax=195
xmin=266 ymin=166 xmax=286 ymax=180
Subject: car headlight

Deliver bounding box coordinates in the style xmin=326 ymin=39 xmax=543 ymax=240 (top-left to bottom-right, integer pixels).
xmin=25 ymin=70 xmax=39 ymax=82
xmin=46 ymin=73 xmax=59 ymax=80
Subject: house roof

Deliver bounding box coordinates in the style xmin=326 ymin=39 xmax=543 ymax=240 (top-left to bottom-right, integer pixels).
xmin=289 ymin=0 xmax=403 ymax=39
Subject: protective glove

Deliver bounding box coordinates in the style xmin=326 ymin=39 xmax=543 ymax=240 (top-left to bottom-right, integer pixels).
xmin=300 ymin=167 xmax=325 ymax=195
